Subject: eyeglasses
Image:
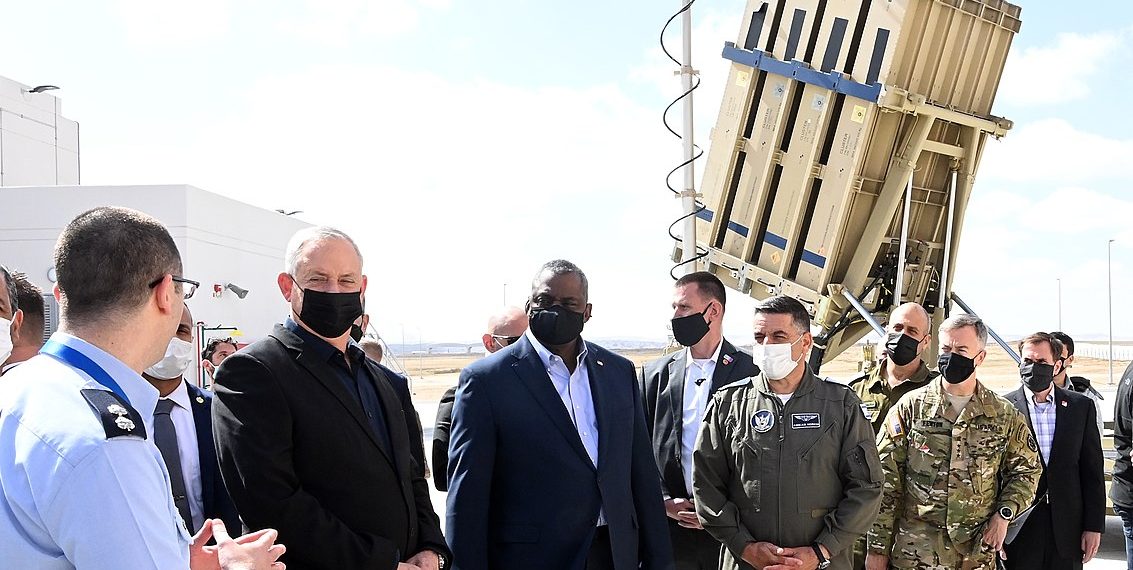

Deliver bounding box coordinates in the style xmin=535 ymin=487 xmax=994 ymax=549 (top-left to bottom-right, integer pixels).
xmin=491 ymin=334 xmax=521 ymax=347
xmin=149 ymin=275 xmax=200 ymax=300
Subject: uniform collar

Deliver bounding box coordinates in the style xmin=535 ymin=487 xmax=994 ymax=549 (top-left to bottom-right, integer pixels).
xmin=926 ymin=376 xmax=1002 ymax=420
xmin=50 ymin=331 xmax=160 ymax=423
xmin=865 ymin=358 xmax=932 ymax=393
xmin=754 ymin=366 xmax=817 ymax=398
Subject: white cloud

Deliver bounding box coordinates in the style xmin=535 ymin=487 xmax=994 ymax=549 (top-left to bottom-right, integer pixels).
xmin=275 ymin=0 xmax=451 ymax=47
xmin=980 ymin=118 xmax=1133 ymax=184
xmin=997 ymin=30 xmax=1123 ymax=107
xmin=114 ymin=0 xmax=232 ymax=46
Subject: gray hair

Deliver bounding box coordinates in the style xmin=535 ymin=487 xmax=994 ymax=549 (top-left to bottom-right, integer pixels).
xmin=940 ymin=314 xmax=988 ymax=349
xmin=531 ymin=259 xmax=588 ymax=300
xmin=284 ymin=226 xmax=363 ymax=275
xmin=0 ymin=264 xmax=17 ymax=316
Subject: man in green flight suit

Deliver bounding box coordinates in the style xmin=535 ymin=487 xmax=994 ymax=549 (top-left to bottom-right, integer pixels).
xmin=694 ymin=295 xmax=883 ymax=570
xmin=866 ymin=314 xmax=1041 ymax=570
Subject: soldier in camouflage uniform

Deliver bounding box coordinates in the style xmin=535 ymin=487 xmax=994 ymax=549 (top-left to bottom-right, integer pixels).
xmin=849 ymin=302 xmax=938 ymax=568
xmin=850 ymin=302 xmax=939 ymax=433
xmin=866 ymin=314 xmax=1040 ymax=570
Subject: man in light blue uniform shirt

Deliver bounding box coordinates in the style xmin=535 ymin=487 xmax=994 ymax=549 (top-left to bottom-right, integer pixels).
xmin=0 ymin=207 xmax=285 ymax=570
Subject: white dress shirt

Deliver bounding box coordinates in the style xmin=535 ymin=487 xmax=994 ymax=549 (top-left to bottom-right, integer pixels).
xmin=681 ymin=342 xmax=722 ymax=496
xmin=159 ymin=381 xmax=204 ymax=533
xmin=526 ymin=330 xmax=605 ymax=525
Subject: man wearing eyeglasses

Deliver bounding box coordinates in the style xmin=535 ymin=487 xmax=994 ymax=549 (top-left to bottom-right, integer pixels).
xmin=431 ymin=305 xmax=528 ymax=492
xmin=639 ymin=271 xmax=757 ymax=570
xmin=0 ymin=207 xmax=283 ymax=569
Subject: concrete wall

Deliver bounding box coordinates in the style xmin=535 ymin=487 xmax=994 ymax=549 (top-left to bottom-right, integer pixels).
xmin=0 ymin=185 xmax=311 ymax=348
xmin=0 ymin=76 xmax=79 ymax=186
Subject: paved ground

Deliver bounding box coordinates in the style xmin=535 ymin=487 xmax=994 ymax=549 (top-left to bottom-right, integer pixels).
xmin=412 ymin=395 xmax=1131 ymax=568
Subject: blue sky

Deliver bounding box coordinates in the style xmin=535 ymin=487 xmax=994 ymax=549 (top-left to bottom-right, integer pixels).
xmin=1 ymin=0 xmax=1130 ymax=344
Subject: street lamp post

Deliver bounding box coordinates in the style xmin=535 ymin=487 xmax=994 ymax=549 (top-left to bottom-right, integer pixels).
xmin=1109 ymin=239 xmax=1115 ymax=385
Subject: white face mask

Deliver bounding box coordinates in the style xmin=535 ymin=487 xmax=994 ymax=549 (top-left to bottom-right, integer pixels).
xmin=0 ymin=317 xmax=12 ymax=365
xmin=145 ymin=338 xmax=194 ymax=380
xmin=752 ymin=335 xmax=804 ymax=380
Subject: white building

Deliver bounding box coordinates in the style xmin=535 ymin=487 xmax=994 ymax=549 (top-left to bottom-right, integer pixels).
xmin=0 ymin=76 xmax=79 ymax=186
xmin=0 ymin=185 xmax=311 ymax=384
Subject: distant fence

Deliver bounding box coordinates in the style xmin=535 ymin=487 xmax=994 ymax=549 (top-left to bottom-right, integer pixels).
xmin=1075 ymin=343 xmax=1133 ymax=361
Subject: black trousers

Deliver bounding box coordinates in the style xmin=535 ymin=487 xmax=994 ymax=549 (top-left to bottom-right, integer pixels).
xmin=587 ymin=526 xmax=615 ymax=570
xmin=1004 ymin=503 xmax=1082 ymax=570
xmin=669 ymin=519 xmax=722 ymax=570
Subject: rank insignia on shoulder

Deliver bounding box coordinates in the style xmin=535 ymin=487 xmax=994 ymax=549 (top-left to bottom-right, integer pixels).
xmin=80 ymin=389 xmax=147 ymax=440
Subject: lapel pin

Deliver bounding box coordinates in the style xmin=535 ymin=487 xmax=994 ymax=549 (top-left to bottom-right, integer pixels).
xmin=196 ymin=396 xmax=205 ymax=404
xmin=1060 ymin=400 xmax=1067 ymax=407
xmin=722 ymin=354 xmax=733 ymax=366
xmin=596 ymin=360 xmax=604 ymax=367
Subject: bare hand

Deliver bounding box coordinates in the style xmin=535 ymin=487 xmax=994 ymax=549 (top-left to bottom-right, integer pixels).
xmin=864 ymin=552 xmax=889 ymax=570
xmin=664 ymin=498 xmax=693 ymax=521
xmin=981 ymin=514 xmax=1009 ymax=555
xmin=775 ymin=545 xmax=824 ymax=570
xmin=190 ymin=519 xmax=220 ymax=570
xmin=742 ymin=542 xmax=801 ymax=569
xmin=406 ymin=550 xmax=440 ymax=570
xmin=214 ymin=520 xmax=286 ymax=570
xmin=1082 ymin=530 xmax=1102 ymax=563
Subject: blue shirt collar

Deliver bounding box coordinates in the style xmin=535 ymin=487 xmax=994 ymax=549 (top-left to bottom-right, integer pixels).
xmin=50 ymin=331 xmax=160 ymax=425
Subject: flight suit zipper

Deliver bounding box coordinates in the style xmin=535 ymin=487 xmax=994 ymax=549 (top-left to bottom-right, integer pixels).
xmin=770 ymin=394 xmax=788 ymax=546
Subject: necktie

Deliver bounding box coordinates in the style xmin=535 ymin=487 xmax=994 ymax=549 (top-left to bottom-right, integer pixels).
xmin=154 ymin=398 xmax=194 ymax=532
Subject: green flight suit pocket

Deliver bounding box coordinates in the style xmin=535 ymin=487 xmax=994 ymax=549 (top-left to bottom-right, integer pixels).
xmin=733 ymin=437 xmax=763 ymax=511
xmin=797 ymin=423 xmax=840 ymax=515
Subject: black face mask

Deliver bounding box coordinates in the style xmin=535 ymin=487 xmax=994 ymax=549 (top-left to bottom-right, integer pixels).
xmin=671 ymin=306 xmax=710 ymax=347
xmin=885 ymin=332 xmax=922 ymax=367
xmin=938 ymin=352 xmax=976 ymax=384
xmin=1020 ymin=361 xmax=1055 ymax=393
xmin=529 ymin=305 xmax=585 ymax=346
xmin=350 ymin=324 xmax=364 ymax=342
xmin=298 ymin=287 xmax=364 ymax=339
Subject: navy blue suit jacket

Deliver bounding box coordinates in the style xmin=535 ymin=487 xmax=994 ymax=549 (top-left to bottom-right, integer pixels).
xmin=186 ymin=382 xmax=241 ymax=533
xmin=445 ymin=336 xmax=674 ymax=570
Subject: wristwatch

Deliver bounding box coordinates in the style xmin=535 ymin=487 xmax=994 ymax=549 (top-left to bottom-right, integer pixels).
xmin=811 ymin=543 xmax=831 ymax=569
xmin=998 ymin=506 xmax=1014 ymax=520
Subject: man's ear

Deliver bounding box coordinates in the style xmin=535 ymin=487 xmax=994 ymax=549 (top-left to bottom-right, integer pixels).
xmin=974 ymin=349 xmax=987 ymax=367
xmin=9 ymin=309 xmax=23 ymax=343
xmin=152 ymin=275 xmax=178 ymax=315
xmin=583 ymin=303 xmax=593 ymax=323
xmin=277 ymin=273 xmax=295 ymax=301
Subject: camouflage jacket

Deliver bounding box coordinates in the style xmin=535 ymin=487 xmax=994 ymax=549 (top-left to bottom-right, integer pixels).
xmin=867 ymin=378 xmax=1041 ymax=553
xmin=848 ymin=358 xmax=937 ymax=434
xmin=693 ymin=369 xmax=883 ymax=569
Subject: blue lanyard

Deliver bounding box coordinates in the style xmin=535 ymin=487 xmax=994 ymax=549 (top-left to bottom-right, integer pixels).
xmin=40 ymin=340 xmax=132 ymax=406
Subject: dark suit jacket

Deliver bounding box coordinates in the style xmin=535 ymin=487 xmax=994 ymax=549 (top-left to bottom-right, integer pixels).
xmin=431 ymin=385 xmax=457 ymax=491
xmin=639 ymin=339 xmax=757 ymax=499
xmin=185 ymin=382 xmax=241 ymax=533
xmin=1005 ymin=386 xmax=1105 ymax=559
xmin=212 ymin=324 xmax=449 ymax=570
xmin=446 ymin=335 xmax=674 ymax=570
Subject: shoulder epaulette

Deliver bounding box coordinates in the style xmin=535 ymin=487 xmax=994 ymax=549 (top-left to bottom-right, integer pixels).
xmin=80 ymin=389 xmax=147 ymax=439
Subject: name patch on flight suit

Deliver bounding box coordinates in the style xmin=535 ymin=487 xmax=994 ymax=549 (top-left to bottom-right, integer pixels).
xmin=791 ymin=413 xmax=821 ymax=429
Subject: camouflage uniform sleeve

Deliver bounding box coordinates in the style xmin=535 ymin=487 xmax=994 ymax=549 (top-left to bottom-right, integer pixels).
xmin=815 ymin=391 xmax=883 ymax=556
xmin=692 ymin=397 xmax=755 ymax=559
xmin=867 ymin=401 xmax=908 ymax=555
xmin=996 ymin=408 xmax=1041 ymax=517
